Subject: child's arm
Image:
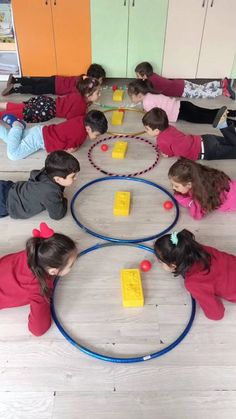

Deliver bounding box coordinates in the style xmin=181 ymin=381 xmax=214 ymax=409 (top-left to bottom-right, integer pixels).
xmin=44 ymin=190 xmax=68 ymax=220
xmin=185 ymin=282 xmax=225 ymax=320
xmin=174 ymin=193 xmax=205 ymax=220
xmin=28 ymin=293 xmax=51 ymax=336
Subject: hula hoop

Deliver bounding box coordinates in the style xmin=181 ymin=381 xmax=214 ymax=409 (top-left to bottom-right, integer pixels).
xmin=51 ymin=242 xmax=196 ymax=363
xmin=104 ymin=108 xmax=145 ymax=136
xmin=71 ymin=176 xmax=179 ymax=243
xmin=88 ymin=135 xmax=159 ymax=177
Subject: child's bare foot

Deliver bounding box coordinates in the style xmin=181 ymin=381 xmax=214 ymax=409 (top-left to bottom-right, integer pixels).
xmin=212 ymin=106 xmax=228 ymax=129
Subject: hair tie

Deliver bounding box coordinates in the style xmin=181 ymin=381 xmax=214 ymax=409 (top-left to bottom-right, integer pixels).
xmin=170 ymin=231 xmax=178 ymax=246
xmin=32 ymin=222 xmax=54 ymax=239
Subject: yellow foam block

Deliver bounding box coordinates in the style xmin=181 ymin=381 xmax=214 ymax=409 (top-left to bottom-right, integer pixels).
xmin=113 ymin=89 xmax=124 ymax=101
xmin=113 ymin=191 xmax=131 ymax=216
xmin=121 ymin=269 xmax=144 ymax=307
xmin=111 ymin=110 xmax=124 ymax=126
xmin=112 ymin=141 xmax=128 ymax=159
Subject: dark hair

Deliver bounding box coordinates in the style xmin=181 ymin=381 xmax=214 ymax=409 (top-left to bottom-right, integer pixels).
xmin=87 ymin=63 xmax=106 ymax=80
xmin=76 ymin=75 xmax=100 ymax=99
xmin=154 ymin=229 xmax=211 ymax=276
xmin=142 ymin=107 xmax=169 ymax=131
xmin=45 ymin=150 xmax=80 ymax=180
xmin=26 ymin=233 xmax=77 ymax=298
xmin=135 ymin=62 xmax=153 ymax=77
xmin=84 ymin=110 xmax=108 ymax=134
xmin=127 ymin=79 xmax=155 ymax=96
xmin=168 ymin=158 xmax=231 ymax=213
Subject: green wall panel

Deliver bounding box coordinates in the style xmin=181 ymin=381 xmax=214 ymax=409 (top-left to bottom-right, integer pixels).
xmin=127 ymin=0 xmax=168 ymax=78
xmin=90 ymin=0 xmax=129 ymax=77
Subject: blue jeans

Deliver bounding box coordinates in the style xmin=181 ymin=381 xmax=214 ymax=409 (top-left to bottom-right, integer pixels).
xmin=0 ymin=124 xmax=45 ymax=160
xmin=0 ymin=180 xmax=14 ymax=217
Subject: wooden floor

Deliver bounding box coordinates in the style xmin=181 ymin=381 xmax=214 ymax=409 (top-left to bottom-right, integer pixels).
xmin=0 ymin=80 xmax=236 ymax=419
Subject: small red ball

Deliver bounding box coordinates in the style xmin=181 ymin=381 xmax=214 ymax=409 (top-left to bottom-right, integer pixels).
xmin=101 ymin=144 xmax=108 ymax=152
xmin=163 ymin=200 xmax=173 ymax=210
xmin=140 ymin=260 xmax=152 ymax=272
xmin=112 ymin=85 xmax=118 ymax=91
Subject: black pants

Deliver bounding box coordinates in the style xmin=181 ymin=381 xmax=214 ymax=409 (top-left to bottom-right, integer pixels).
xmin=202 ymin=125 xmax=236 ymax=160
xmin=14 ymin=76 xmax=56 ymax=95
xmin=0 ymin=180 xmax=14 ymax=217
xmin=178 ymin=101 xmax=236 ymax=125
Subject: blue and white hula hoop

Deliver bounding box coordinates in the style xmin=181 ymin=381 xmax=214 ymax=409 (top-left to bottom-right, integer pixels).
xmin=71 ymin=176 xmax=179 ymax=244
xmin=52 ymin=242 xmax=196 ymax=363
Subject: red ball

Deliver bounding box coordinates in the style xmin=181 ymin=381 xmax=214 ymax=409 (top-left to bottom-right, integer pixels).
xmin=101 ymin=144 xmax=108 ymax=152
xmin=163 ymin=200 xmax=173 ymax=210
xmin=140 ymin=260 xmax=152 ymax=272
xmin=112 ymin=85 xmax=118 ymax=91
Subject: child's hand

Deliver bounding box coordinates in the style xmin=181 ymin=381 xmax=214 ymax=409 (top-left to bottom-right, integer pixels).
xmin=66 ymin=147 xmax=78 ymax=153
xmin=161 ymin=152 xmax=169 ymax=158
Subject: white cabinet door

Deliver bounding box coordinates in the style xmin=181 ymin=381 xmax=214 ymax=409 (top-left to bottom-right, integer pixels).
xmin=197 ymin=0 xmax=236 ymax=77
xmin=162 ymin=0 xmax=208 ymax=78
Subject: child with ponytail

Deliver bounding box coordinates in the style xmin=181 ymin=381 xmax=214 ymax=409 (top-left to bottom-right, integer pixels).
xmin=1 ymin=63 xmax=106 ymax=96
xmin=0 ymin=223 xmax=78 ymax=336
xmin=168 ymin=158 xmax=236 ymax=220
xmin=128 ymin=79 xmax=236 ymax=126
xmin=154 ymin=230 xmax=236 ymax=320
xmin=0 ymin=76 xmax=101 ymax=124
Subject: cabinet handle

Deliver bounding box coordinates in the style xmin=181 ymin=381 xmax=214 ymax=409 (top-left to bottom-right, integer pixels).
xmin=132 ymin=0 xmax=135 ymax=6
xmin=202 ymin=0 xmax=206 ymax=6
xmin=123 ymin=0 xmax=126 ymax=5
xmin=45 ymin=0 xmax=48 ymax=4
xmin=210 ymin=0 xmax=214 ymax=6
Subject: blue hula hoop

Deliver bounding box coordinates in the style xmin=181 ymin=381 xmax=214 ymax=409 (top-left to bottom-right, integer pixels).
xmin=51 ymin=242 xmax=196 ymax=363
xmin=71 ymin=176 xmax=179 ymax=244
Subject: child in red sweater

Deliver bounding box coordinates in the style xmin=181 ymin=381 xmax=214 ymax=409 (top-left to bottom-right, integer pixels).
xmin=0 ymin=222 xmax=78 ymax=336
xmin=142 ymin=107 xmax=236 ymax=160
xmin=0 ymin=76 xmax=101 ymax=123
xmin=135 ymin=61 xmax=235 ymax=100
xmin=168 ymin=158 xmax=236 ymax=220
xmin=0 ymin=109 xmax=108 ymax=160
xmin=1 ymin=63 xmax=106 ymax=96
xmin=154 ymin=229 xmax=236 ymax=320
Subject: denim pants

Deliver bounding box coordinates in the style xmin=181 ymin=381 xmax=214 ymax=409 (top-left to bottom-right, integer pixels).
xmin=0 ymin=124 xmax=45 ymax=160
xmin=0 ymin=180 xmax=14 ymax=217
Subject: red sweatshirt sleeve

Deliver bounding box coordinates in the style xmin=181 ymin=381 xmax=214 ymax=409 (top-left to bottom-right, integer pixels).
xmin=28 ymin=292 xmax=51 ymax=336
xmin=185 ymin=282 xmax=225 ymax=320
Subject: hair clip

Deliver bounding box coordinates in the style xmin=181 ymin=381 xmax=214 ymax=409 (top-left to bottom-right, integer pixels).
xmin=170 ymin=231 xmax=178 ymax=246
xmin=32 ymin=222 xmax=54 ymax=239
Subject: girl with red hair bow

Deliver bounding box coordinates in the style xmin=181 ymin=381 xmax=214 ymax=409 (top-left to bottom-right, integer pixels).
xmin=0 ymin=223 xmax=78 ymax=336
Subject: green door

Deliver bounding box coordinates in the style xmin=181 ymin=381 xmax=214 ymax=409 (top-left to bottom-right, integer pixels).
xmin=90 ymin=0 xmax=129 ymax=77
xmin=127 ymin=0 xmax=168 ymax=77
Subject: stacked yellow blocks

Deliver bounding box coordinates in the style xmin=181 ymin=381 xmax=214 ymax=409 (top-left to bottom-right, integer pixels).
xmin=113 ymin=191 xmax=131 ymax=216
xmin=113 ymin=89 xmax=124 ymax=101
xmin=112 ymin=141 xmax=128 ymax=159
xmin=121 ymin=269 xmax=144 ymax=307
xmin=111 ymin=110 xmax=124 ymax=126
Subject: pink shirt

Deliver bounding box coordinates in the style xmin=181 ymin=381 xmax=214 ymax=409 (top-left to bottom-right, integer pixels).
xmin=157 ymin=126 xmax=201 ymax=160
xmin=143 ymin=93 xmax=180 ymax=122
xmin=149 ymin=73 xmax=185 ymax=97
xmin=174 ymin=180 xmax=236 ymax=219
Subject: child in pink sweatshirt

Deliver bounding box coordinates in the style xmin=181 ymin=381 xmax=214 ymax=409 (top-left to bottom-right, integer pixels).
xmin=168 ymin=158 xmax=236 ymax=220
xmin=128 ymin=80 xmax=236 ymax=125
